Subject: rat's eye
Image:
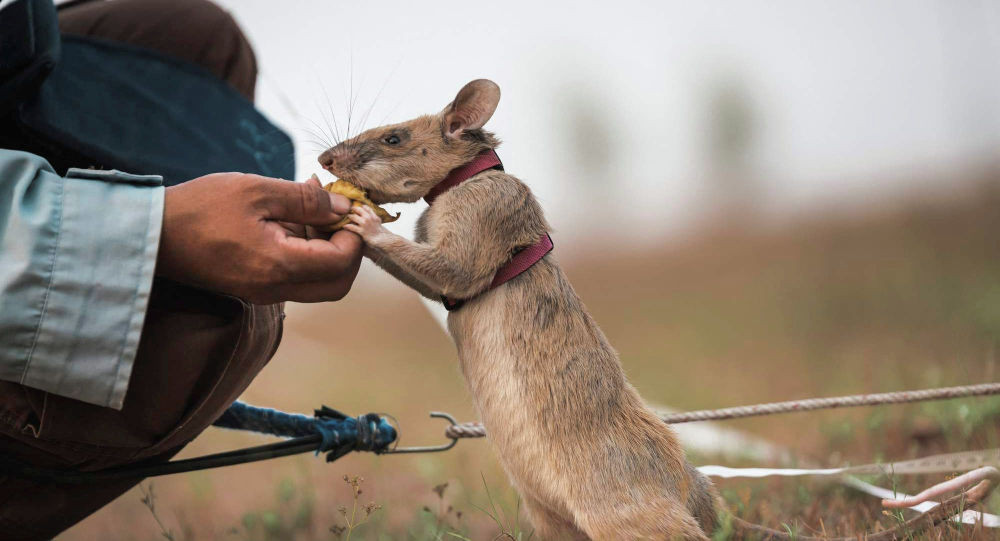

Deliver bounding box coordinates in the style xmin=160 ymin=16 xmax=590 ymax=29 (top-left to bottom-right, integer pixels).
xmin=383 ymin=135 xmax=401 ymax=145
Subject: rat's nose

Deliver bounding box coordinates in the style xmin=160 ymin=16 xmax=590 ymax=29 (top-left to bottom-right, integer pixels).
xmin=318 ymin=148 xmax=336 ymax=168
xmin=318 ymin=146 xmax=357 ymax=172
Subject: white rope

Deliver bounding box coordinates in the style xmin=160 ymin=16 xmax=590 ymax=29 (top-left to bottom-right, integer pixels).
xmin=699 ymin=449 xmax=1000 ymax=528
xmin=700 ymin=449 xmax=1000 ymax=478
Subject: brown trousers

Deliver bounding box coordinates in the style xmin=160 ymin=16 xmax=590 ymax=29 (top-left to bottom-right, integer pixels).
xmin=0 ymin=2 xmax=281 ymax=539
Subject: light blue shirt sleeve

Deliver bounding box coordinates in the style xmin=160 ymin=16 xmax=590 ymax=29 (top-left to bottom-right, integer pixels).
xmin=0 ymin=149 xmax=164 ymax=410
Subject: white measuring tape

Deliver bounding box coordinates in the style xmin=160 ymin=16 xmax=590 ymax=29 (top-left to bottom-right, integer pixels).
xmin=699 ymin=449 xmax=1000 ymax=527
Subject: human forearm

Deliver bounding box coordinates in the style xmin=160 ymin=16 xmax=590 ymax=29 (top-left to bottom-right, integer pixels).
xmin=0 ymin=150 xmax=164 ymax=409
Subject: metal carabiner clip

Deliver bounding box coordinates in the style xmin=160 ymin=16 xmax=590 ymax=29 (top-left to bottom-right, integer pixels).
xmin=381 ymin=412 xmax=459 ymax=454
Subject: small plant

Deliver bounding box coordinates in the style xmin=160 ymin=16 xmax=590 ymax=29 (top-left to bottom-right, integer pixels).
xmin=470 ymin=473 xmax=534 ymax=541
xmin=882 ymin=465 xmax=915 ymax=540
xmin=417 ymin=481 xmax=470 ymax=540
xmin=329 ymin=475 xmax=382 ymax=540
xmin=139 ymin=482 xmax=177 ymax=541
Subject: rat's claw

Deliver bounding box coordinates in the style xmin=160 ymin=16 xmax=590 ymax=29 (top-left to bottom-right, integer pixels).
xmin=359 ymin=205 xmax=382 ymax=223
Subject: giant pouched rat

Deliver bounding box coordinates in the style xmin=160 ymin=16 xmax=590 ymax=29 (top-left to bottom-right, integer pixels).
xmin=318 ymin=79 xmax=994 ymax=540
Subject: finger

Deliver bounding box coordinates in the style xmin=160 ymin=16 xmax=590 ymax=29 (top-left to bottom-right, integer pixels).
xmin=342 ymin=223 xmax=362 ymax=235
xmin=328 ymin=228 xmax=362 ymax=253
xmin=278 ymin=229 xmax=363 ymax=281
xmin=278 ymin=221 xmax=307 ymax=237
xmin=267 ymin=259 xmax=362 ymax=303
xmin=306 ymin=174 xmax=322 ymax=188
xmin=305 ymin=224 xmax=333 ymax=241
xmin=347 ymin=213 xmax=365 ymax=225
xmin=274 ymin=239 xmax=362 ymax=301
xmin=254 ymin=177 xmax=352 ymax=225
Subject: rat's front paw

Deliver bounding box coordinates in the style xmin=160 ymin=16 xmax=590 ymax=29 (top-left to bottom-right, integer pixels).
xmin=343 ymin=204 xmax=390 ymax=244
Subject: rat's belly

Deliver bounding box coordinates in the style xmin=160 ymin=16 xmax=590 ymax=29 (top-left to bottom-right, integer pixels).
xmin=445 ymin=293 xmax=589 ymax=507
xmin=447 ymin=295 xmax=532 ymax=445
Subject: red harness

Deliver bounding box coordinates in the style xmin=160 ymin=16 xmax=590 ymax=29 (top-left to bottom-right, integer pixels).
xmin=425 ymin=149 xmax=554 ymax=311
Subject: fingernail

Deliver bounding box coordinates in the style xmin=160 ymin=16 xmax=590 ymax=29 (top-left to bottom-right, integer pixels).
xmin=329 ymin=192 xmax=352 ymax=214
xmin=310 ymin=173 xmax=319 ymax=181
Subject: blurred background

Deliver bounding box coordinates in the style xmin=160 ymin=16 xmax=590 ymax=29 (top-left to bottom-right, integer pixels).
xmin=62 ymin=0 xmax=1000 ymax=539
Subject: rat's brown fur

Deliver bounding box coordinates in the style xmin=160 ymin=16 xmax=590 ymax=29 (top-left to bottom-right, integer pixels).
xmin=321 ymin=80 xmax=985 ymax=540
xmin=323 ymin=79 xmax=716 ymax=540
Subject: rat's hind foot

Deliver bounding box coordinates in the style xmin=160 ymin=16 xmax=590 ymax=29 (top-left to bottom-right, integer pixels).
xmin=522 ymin=496 xmax=589 ymax=541
xmin=574 ymin=500 xmax=710 ymax=541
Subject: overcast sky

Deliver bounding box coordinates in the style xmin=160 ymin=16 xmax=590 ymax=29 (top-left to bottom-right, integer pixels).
xmin=215 ymin=0 xmax=1000 ymax=241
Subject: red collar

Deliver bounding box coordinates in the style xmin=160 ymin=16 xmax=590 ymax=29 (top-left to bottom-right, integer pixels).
xmin=429 ymin=150 xmax=554 ymax=311
xmin=424 ymin=149 xmax=503 ymax=205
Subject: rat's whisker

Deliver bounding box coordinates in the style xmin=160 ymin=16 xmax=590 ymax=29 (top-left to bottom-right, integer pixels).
xmin=309 ymin=98 xmax=333 ymax=145
xmin=357 ymin=57 xmax=401 ymax=136
xmin=299 ymin=121 xmax=330 ymax=142
xmin=349 ymin=67 xmax=367 ymax=136
xmin=345 ymin=52 xmax=355 ymax=140
xmin=300 ymin=103 xmax=333 ymax=139
xmin=302 ymin=135 xmax=332 ymax=150
xmin=314 ymin=101 xmax=339 ymax=147
xmin=301 ymin=119 xmax=334 ymax=149
xmin=316 ymin=75 xmax=342 ymax=145
xmin=260 ymin=70 xmax=338 ymax=152
xmin=307 ymin=145 xmax=329 ymax=157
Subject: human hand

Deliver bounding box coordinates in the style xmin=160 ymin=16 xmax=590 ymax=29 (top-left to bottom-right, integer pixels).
xmin=157 ymin=173 xmax=362 ymax=303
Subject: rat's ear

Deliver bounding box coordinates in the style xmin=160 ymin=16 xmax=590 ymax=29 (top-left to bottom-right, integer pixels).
xmin=441 ymin=79 xmax=500 ymax=139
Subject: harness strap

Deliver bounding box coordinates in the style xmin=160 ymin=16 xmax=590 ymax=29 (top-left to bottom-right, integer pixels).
xmin=490 ymin=233 xmax=554 ymax=288
xmin=424 ymin=149 xmax=553 ymax=311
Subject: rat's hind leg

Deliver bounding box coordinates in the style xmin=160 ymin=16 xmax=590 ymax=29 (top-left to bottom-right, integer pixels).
xmin=574 ymin=499 xmax=711 ymax=541
xmin=686 ymin=463 xmax=720 ymax=535
xmin=522 ymin=496 xmax=589 ymax=541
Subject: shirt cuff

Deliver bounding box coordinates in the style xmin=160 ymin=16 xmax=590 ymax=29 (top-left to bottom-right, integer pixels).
xmin=20 ymin=169 xmax=164 ymax=409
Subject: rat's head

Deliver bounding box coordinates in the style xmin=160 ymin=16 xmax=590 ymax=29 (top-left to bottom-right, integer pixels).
xmin=318 ymin=79 xmax=501 ymax=204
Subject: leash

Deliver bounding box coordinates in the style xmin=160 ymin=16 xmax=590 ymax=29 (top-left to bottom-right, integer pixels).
xmin=440 ymin=382 xmax=1000 ymax=439
xmin=0 ymin=403 xmax=453 ymax=483
xmin=5 ymin=381 xmax=997 ymax=483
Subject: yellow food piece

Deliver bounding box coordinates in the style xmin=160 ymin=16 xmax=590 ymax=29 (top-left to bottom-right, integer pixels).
xmin=322 ymin=179 xmax=400 ymax=230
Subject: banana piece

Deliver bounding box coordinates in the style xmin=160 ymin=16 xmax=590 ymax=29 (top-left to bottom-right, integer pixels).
xmin=320 ymin=178 xmax=400 ymax=231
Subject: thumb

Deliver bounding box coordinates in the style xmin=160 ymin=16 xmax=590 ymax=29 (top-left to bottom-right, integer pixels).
xmin=256 ymin=177 xmax=352 ymax=225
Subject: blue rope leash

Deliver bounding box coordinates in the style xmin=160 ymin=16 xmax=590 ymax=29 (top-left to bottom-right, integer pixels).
xmin=212 ymin=402 xmax=396 ymax=456
xmin=0 ymin=402 xmax=398 ymax=483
